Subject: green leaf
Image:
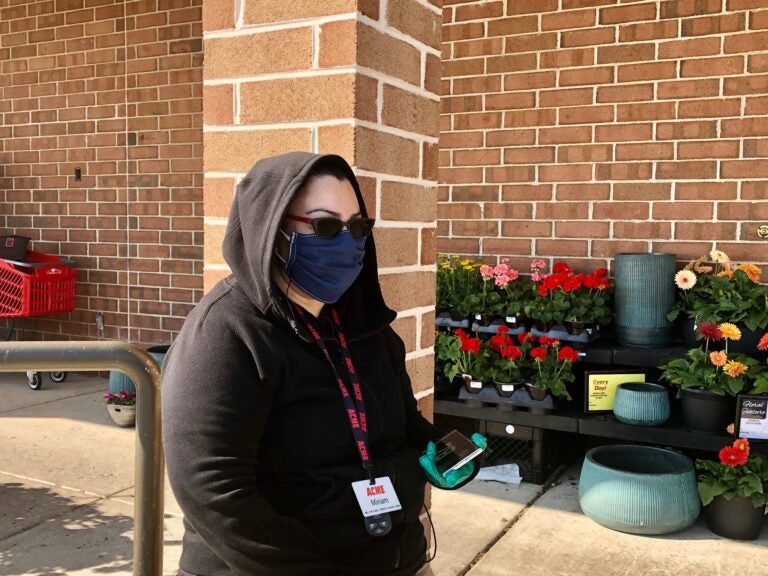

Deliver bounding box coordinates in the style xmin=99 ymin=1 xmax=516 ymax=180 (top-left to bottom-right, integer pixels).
xmin=698 ymin=478 xmax=727 ymax=506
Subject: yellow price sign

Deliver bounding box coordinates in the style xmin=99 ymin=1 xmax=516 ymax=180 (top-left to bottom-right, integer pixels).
xmin=585 ymin=371 xmax=646 ymax=413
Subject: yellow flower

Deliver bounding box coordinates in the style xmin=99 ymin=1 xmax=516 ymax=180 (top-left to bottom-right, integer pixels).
xmin=717 ymin=270 xmax=733 ymax=279
xmin=724 ymin=360 xmax=748 ymax=378
xmin=674 ymin=270 xmax=697 ymax=290
xmin=710 ymin=351 xmax=727 ymax=367
xmin=709 ymin=250 xmax=729 ymax=264
xmin=439 ymin=263 xmax=452 ymax=270
xmin=736 ymin=263 xmax=761 ymax=283
xmin=462 ymin=265 xmax=473 ymax=270
xmin=460 ymin=259 xmax=471 ymax=267
xmin=719 ymin=323 xmax=741 ymax=341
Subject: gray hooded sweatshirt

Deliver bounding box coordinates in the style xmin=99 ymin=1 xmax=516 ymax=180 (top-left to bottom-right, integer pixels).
xmin=162 ymin=152 xmax=439 ymax=576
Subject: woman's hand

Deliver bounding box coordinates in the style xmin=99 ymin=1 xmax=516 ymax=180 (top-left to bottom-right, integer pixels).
xmin=419 ymin=433 xmax=487 ymax=489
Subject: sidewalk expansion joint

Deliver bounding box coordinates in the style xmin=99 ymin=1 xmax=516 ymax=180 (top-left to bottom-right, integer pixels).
xmin=456 ymin=465 xmax=570 ymax=576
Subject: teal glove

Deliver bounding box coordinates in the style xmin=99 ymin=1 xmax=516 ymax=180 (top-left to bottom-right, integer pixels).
xmin=419 ymin=433 xmax=488 ymax=489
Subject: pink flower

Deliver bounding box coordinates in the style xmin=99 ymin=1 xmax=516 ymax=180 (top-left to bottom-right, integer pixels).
xmin=531 ymin=258 xmax=546 ymax=270
xmin=494 ymin=262 xmax=509 ymax=275
xmin=531 ymin=271 xmax=543 ymax=282
xmin=494 ymin=273 xmax=510 ymax=288
xmin=479 ymin=264 xmax=494 ymax=279
xmin=507 ymin=268 xmax=520 ymax=281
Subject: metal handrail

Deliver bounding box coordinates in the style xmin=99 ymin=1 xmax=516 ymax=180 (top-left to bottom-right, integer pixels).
xmin=0 ymin=341 xmax=164 ymax=576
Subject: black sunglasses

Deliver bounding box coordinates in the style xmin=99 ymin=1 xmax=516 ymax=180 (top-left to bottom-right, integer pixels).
xmin=286 ymin=214 xmax=375 ymax=239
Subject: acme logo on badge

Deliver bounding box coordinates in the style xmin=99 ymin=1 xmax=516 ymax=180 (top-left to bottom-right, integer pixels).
xmin=366 ymin=484 xmax=386 ymax=497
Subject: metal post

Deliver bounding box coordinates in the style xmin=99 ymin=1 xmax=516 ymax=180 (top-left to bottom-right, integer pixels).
xmin=0 ymin=341 xmax=164 ymax=576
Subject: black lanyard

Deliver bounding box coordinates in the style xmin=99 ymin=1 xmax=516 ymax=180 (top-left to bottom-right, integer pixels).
xmin=294 ymin=305 xmax=375 ymax=483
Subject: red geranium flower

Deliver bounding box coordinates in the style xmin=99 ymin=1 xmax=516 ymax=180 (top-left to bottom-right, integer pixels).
xmin=490 ymin=333 xmax=512 ymax=351
xmin=453 ymin=328 xmax=468 ymax=340
xmin=719 ymin=445 xmax=748 ymax=467
xmin=496 ymin=325 xmax=509 ymax=334
xmin=553 ymin=262 xmax=572 ymax=274
xmin=758 ymin=333 xmax=768 ymax=351
xmin=698 ymin=322 xmax=722 ymax=341
xmin=460 ymin=337 xmax=481 ymax=354
xmin=501 ymin=345 xmax=522 ymax=360
xmin=539 ymin=336 xmax=550 ymax=345
xmin=558 ymin=346 xmax=579 ymax=363
xmin=593 ymin=268 xmax=607 ymax=279
xmin=530 ymin=347 xmax=547 ymax=361
xmin=548 ymin=338 xmax=561 ymax=348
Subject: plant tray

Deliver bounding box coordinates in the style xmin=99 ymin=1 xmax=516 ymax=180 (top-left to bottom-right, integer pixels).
xmin=459 ymin=384 xmax=557 ymax=411
xmin=530 ymin=323 xmax=604 ymax=344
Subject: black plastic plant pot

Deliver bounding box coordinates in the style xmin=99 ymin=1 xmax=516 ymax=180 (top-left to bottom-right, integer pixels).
xmin=680 ymin=388 xmax=735 ymax=435
xmin=704 ymin=495 xmax=766 ymax=541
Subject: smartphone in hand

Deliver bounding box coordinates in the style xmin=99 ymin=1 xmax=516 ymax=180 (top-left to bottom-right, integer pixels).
xmin=432 ymin=430 xmax=485 ymax=476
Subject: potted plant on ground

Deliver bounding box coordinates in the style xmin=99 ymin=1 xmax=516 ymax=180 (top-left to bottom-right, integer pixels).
xmin=660 ymin=322 xmax=759 ymax=434
xmin=487 ymin=325 xmax=532 ymax=397
xmin=435 ymin=328 xmax=491 ymax=394
xmin=103 ymin=390 xmax=136 ymax=427
xmin=697 ymin=438 xmax=768 ymax=540
xmin=666 ymin=250 xmax=768 ymax=355
xmin=525 ymin=335 xmax=579 ymax=402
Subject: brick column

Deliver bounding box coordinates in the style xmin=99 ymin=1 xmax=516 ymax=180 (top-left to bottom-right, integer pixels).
xmin=203 ymin=1 xmax=442 ymax=404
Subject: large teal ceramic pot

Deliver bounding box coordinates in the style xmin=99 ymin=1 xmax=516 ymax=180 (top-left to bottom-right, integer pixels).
xmin=613 ymin=382 xmax=670 ymax=426
xmin=108 ymin=345 xmax=169 ymax=395
xmin=614 ymin=253 xmax=676 ymax=347
xmin=578 ymin=445 xmax=700 ymax=535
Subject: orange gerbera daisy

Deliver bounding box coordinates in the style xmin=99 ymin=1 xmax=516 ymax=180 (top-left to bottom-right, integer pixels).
xmin=717 ymin=270 xmax=733 ymax=279
xmin=724 ymin=360 xmax=748 ymax=378
xmin=719 ymin=445 xmax=748 ymax=467
xmin=736 ymin=263 xmax=761 ymax=283
xmin=709 ymin=351 xmax=727 ymax=367
xmin=719 ymin=323 xmax=741 ymax=341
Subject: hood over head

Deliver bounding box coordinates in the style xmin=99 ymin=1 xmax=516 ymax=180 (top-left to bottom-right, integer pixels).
xmin=222 ymin=151 xmax=396 ymax=338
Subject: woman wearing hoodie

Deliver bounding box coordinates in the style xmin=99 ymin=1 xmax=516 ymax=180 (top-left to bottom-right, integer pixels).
xmin=162 ymin=152 xmax=484 ymax=576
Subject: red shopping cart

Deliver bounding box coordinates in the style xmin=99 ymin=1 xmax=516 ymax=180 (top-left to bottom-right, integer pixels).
xmin=0 ymin=239 xmax=77 ymax=390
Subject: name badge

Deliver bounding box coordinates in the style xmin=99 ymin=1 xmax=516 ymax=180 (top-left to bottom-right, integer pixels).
xmin=351 ymin=476 xmax=402 ymax=518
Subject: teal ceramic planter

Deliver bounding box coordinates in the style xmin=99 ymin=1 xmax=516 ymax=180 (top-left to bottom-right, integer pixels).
xmin=613 ymin=382 xmax=670 ymax=426
xmin=579 ymin=445 xmax=700 ymax=535
xmin=108 ymin=345 xmax=168 ymax=394
xmin=614 ymin=253 xmax=676 ymax=348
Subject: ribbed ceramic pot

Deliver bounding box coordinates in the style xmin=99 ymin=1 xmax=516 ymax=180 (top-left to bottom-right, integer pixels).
xmin=578 ymin=445 xmax=700 ymax=535
xmin=614 ymin=253 xmax=676 ymax=348
xmin=613 ymin=383 xmax=670 ymax=426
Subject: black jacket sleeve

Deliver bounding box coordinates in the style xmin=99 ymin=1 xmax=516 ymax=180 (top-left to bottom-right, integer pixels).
xmin=385 ymin=327 xmax=443 ymax=450
xmin=162 ymin=307 xmax=337 ymax=576
xmin=385 ymin=327 xmax=481 ymax=492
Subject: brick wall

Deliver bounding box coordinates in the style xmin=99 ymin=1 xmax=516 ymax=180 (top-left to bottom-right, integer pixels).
xmin=439 ymin=0 xmax=768 ymax=278
xmin=0 ymin=0 xmax=204 ymax=344
xmin=203 ymin=0 xmax=441 ymax=401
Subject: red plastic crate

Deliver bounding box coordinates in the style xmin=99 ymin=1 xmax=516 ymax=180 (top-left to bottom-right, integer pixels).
xmin=0 ymin=251 xmax=76 ymax=318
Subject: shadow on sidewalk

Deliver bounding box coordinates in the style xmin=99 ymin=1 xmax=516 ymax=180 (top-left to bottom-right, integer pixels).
xmin=0 ymin=482 xmax=134 ymax=575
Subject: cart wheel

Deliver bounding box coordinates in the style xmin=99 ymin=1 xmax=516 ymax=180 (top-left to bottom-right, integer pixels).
xmin=49 ymin=371 xmax=67 ymax=383
xmin=28 ymin=373 xmax=43 ymax=390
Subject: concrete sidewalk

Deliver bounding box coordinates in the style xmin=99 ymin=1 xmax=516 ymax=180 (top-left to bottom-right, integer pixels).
xmin=1 ymin=372 xmax=766 ymax=576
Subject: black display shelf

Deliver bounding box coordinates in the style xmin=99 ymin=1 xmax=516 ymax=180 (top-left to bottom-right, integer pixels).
xmin=433 ymin=397 xmax=738 ymax=453
xmin=435 ymin=398 xmax=579 ymax=433
xmin=577 ymin=412 xmax=731 ymax=452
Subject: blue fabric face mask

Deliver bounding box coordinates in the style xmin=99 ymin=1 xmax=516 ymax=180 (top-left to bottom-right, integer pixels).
xmin=280 ymin=229 xmax=367 ymax=303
